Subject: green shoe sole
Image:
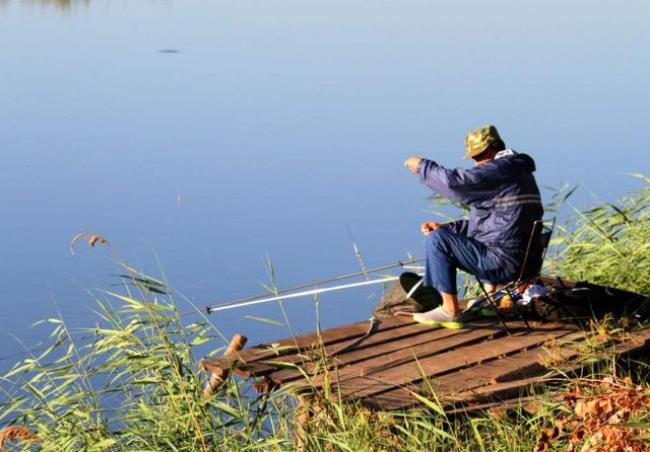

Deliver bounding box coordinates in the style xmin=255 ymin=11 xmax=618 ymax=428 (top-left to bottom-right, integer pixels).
xmin=413 ymin=318 xmax=464 ymax=329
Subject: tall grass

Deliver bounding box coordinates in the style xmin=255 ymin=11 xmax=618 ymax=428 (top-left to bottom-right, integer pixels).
xmin=1 ymin=178 xmax=649 ymax=450
xmin=547 ymin=174 xmax=650 ymax=294
xmin=0 ymin=268 xmax=295 ymax=450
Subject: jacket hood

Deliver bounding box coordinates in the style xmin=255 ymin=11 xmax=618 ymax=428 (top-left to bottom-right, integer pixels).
xmin=498 ymin=150 xmax=536 ymax=173
xmin=512 ymin=153 xmax=536 ymax=172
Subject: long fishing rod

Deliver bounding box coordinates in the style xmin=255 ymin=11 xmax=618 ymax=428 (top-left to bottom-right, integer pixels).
xmin=205 ymin=257 xmax=424 ymax=314
xmin=206 ymin=275 xmax=404 ymax=314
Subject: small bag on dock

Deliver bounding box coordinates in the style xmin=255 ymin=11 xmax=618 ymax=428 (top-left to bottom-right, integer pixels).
xmin=373 ymin=272 xmax=442 ymax=317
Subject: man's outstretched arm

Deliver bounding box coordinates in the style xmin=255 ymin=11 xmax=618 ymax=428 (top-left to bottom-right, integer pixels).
xmin=405 ymin=156 xmax=499 ymax=204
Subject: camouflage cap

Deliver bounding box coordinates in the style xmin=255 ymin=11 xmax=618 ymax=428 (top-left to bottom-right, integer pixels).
xmin=464 ymin=125 xmax=501 ymax=159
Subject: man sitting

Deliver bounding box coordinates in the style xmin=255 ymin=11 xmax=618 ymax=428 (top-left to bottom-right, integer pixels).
xmin=404 ymin=125 xmax=543 ymax=329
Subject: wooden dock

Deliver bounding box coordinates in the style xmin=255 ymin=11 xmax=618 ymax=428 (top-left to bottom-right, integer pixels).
xmin=202 ymin=313 xmax=650 ymax=412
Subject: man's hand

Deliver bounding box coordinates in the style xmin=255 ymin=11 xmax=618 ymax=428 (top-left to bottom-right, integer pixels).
xmin=421 ymin=222 xmax=442 ymax=236
xmin=404 ymin=156 xmax=422 ymax=174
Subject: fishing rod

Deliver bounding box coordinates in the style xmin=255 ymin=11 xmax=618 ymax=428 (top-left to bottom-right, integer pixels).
xmin=206 ymin=275 xmax=403 ymax=314
xmin=205 ymin=257 xmax=424 ymax=314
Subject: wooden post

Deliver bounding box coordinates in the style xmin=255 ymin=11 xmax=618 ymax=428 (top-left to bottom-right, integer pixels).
xmin=203 ymin=333 xmax=247 ymax=397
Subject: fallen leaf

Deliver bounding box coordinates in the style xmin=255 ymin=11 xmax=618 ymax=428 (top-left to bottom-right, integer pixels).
xmin=0 ymin=426 xmax=38 ymax=449
xmin=575 ymin=400 xmax=589 ymax=419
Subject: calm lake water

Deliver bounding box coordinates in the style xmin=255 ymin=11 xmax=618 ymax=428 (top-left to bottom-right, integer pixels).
xmin=0 ymin=0 xmax=648 ymax=368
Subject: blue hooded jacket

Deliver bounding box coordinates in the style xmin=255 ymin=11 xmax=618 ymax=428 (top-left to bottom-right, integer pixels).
xmin=417 ymin=150 xmax=543 ymax=271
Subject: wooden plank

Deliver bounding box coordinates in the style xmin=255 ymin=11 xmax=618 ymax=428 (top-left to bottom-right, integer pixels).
xmin=454 ymin=328 xmax=650 ymax=406
xmin=439 ymin=331 xmax=588 ymax=390
xmin=365 ymin=331 xmax=589 ymax=410
xmin=234 ymin=319 xmax=468 ymax=378
xmin=282 ymin=323 xmax=517 ymax=390
xmin=370 ymin=329 xmax=650 ymax=411
xmin=287 ymin=322 xmax=571 ymax=394
xmin=324 ymin=323 xmax=576 ymax=400
xmin=262 ymin=320 xmax=502 ymax=384
xmin=202 ymin=315 xmax=413 ymax=372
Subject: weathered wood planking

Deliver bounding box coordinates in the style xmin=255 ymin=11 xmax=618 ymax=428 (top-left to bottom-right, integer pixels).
xmin=267 ymin=319 xmax=506 ymax=386
xmin=320 ymin=323 xmax=577 ymax=400
xmin=201 ymin=312 xmax=650 ymax=413
xmin=234 ymin=319 xmax=463 ymax=379
xmin=450 ymin=329 xmax=650 ymax=407
xmin=283 ymin=321 xmax=551 ymax=392
xmin=364 ymin=329 xmax=650 ymax=411
xmin=365 ymin=330 xmax=590 ymax=410
xmin=202 ymin=316 xmax=411 ymax=373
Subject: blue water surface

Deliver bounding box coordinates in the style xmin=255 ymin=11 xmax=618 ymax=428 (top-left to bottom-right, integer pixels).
xmin=0 ymin=0 xmax=648 ymax=368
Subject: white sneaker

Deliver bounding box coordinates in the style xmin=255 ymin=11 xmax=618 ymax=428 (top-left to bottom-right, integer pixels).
xmin=465 ymin=297 xmax=497 ymax=318
xmin=413 ymin=307 xmax=464 ymax=329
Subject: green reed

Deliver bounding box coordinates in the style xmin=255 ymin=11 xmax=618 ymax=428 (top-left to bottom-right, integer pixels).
xmin=547 ymin=174 xmax=650 ymax=294
xmin=0 ymin=267 xmax=295 ymax=450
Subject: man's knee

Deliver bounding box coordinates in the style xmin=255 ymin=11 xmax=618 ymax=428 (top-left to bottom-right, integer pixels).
xmin=427 ymin=228 xmax=452 ymax=253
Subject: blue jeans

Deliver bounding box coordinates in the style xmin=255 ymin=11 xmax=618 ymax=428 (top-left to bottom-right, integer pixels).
xmin=424 ymin=228 xmax=519 ymax=295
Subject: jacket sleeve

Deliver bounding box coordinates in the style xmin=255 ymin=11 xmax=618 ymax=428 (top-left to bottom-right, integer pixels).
xmin=417 ymin=158 xmax=500 ymax=204
xmin=444 ymin=219 xmax=468 ymax=235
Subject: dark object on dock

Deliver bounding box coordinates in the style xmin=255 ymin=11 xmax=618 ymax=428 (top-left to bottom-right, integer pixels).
xmin=534 ymin=276 xmax=650 ymax=322
xmin=373 ymin=272 xmax=442 ymax=316
xmin=202 ymin=276 xmax=650 ymax=414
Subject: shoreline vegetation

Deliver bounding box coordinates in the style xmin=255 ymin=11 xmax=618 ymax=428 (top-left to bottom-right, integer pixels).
xmin=1 ymin=177 xmax=649 ymax=451
xmin=0 ymin=0 xmax=91 ymax=11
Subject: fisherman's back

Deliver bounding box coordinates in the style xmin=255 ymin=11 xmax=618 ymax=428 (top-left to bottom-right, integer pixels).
xmin=465 ymin=151 xmax=543 ymax=267
xmin=418 ymin=149 xmax=543 ymax=271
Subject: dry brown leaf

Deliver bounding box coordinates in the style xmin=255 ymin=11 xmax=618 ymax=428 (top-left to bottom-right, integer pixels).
xmin=87 ymin=234 xmax=108 ymax=247
xmin=0 ymin=426 xmax=38 ymax=449
xmin=597 ymin=397 xmax=613 ymax=416
xmin=487 ymin=407 xmax=507 ymax=420
xmin=575 ymin=400 xmax=589 ymax=419
xmin=569 ymin=428 xmax=585 ymax=444
xmin=539 ymin=376 xmax=650 ymax=451
xmin=69 ymin=231 xmax=109 ymax=255
xmin=586 ymin=399 xmax=602 ymax=416
xmin=524 ymin=399 xmax=545 ymax=415
xmin=535 ymin=428 xmax=558 ymax=452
